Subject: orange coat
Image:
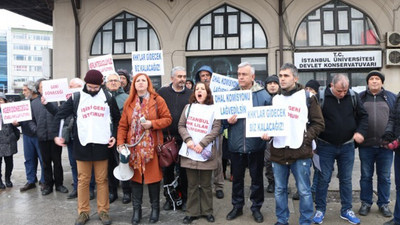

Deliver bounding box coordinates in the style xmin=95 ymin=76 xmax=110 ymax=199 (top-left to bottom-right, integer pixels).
xmin=117 ymin=93 xmax=172 ymax=184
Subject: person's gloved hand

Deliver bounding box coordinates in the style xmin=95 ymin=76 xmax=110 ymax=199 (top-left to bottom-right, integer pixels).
xmin=382 ymin=132 xmax=396 ymax=142
xmin=387 ymin=139 xmax=399 ymax=150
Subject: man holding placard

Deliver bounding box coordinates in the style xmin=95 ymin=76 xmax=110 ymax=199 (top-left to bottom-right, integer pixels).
xmin=32 ymin=78 xmax=69 ymax=196
xmin=262 ymin=63 xmax=324 ymax=225
xmin=225 ymin=62 xmax=271 ymax=223
xmin=14 ymin=81 xmax=45 ymax=192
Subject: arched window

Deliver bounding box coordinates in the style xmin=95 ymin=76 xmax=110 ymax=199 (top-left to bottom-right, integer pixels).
xmin=186 ymin=4 xmax=267 ymax=50
xmin=91 ymin=11 xmax=160 ymax=55
xmin=295 ymin=1 xmax=379 ymax=47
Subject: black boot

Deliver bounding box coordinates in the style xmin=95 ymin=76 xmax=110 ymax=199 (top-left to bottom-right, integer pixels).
xmin=5 ymin=177 xmax=12 ymax=188
xmin=0 ymin=178 xmax=5 ymax=189
xmin=131 ymin=182 xmax=143 ymax=225
xmin=148 ymin=182 xmax=160 ymax=223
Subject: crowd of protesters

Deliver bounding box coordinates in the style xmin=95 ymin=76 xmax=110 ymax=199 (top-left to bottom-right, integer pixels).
xmin=1 ymin=62 xmax=400 ymax=225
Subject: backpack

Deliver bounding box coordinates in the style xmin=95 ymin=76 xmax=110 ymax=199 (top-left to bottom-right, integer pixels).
xmin=318 ymin=88 xmax=357 ymax=110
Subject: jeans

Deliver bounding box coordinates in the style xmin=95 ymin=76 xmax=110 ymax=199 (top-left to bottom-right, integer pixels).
xmin=359 ymin=146 xmax=393 ymax=207
xmin=315 ymin=140 xmax=355 ymax=215
xmin=23 ymin=135 xmax=44 ymax=184
xmin=273 ymin=159 xmax=313 ymax=225
xmin=231 ymin=151 xmax=264 ymax=212
xmin=67 ymin=142 xmax=95 ymax=191
xmin=394 ymin=152 xmax=400 ymax=224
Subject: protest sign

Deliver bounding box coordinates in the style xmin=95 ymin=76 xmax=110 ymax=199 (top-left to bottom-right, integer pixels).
xmin=42 ymin=78 xmax=69 ymax=102
xmin=1 ymin=100 xmax=32 ymax=124
xmin=88 ymin=54 xmax=116 ymax=76
xmin=131 ymin=50 xmax=164 ymax=76
xmin=65 ymin=87 xmax=82 ymax=100
xmin=245 ymin=105 xmax=288 ymax=138
xmin=209 ymin=73 xmax=238 ymax=93
xmin=179 ymin=104 xmax=214 ymax=162
xmin=213 ymin=90 xmax=252 ymax=119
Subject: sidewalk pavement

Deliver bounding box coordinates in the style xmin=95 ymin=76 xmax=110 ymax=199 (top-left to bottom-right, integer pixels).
xmin=0 ymin=137 xmax=395 ymax=225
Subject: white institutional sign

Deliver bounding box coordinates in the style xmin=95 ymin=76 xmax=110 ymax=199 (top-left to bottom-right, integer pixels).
xmin=294 ymin=51 xmax=382 ymax=70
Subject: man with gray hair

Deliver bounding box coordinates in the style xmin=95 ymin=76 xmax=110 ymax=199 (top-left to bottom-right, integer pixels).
xmin=105 ymin=73 xmax=131 ymax=204
xmin=158 ymin=66 xmax=192 ymax=211
xmin=225 ymin=62 xmax=271 ymax=223
xmin=313 ymin=74 xmax=368 ymax=224
xmin=14 ymin=81 xmax=45 ymax=192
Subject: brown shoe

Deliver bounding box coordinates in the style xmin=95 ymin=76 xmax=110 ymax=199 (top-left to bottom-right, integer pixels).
xmin=20 ymin=182 xmax=36 ymax=192
xmin=75 ymin=212 xmax=89 ymax=225
xmin=99 ymin=211 xmax=111 ymax=225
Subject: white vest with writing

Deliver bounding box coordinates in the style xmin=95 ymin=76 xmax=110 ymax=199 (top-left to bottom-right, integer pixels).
xmin=272 ymin=89 xmax=308 ymax=149
xmin=77 ymin=90 xmax=111 ymax=146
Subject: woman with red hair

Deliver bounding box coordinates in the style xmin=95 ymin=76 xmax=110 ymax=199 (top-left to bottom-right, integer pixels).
xmin=117 ymin=73 xmax=172 ymax=225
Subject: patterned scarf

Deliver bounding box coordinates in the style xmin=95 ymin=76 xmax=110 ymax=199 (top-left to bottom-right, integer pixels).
xmin=129 ymin=93 xmax=154 ymax=175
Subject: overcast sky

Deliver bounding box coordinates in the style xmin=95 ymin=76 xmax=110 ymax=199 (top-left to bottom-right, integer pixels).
xmin=0 ymin=9 xmax=52 ymax=31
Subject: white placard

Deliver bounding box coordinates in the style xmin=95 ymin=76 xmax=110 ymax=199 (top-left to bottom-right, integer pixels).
xmin=294 ymin=50 xmax=382 ymax=70
xmin=213 ymin=90 xmax=252 ymax=119
xmin=1 ymin=100 xmax=32 ymax=124
xmin=209 ymin=73 xmax=238 ymax=93
xmin=42 ymin=78 xmax=69 ymax=102
xmin=245 ymin=105 xmax=288 ymax=138
xmin=88 ymin=54 xmax=116 ymax=76
xmin=131 ymin=50 xmax=164 ymax=76
xmin=65 ymin=87 xmax=83 ymax=100
xmin=179 ymin=104 xmax=214 ymax=162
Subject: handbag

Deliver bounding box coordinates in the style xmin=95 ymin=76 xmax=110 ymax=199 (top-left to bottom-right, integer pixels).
xmin=157 ymin=133 xmax=179 ymax=167
xmin=154 ymin=99 xmax=179 ymax=167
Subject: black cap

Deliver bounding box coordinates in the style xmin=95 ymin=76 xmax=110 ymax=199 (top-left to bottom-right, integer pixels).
xmin=366 ymin=70 xmax=385 ymax=84
xmin=305 ymin=80 xmax=320 ymax=92
xmin=265 ymin=75 xmax=279 ymax=86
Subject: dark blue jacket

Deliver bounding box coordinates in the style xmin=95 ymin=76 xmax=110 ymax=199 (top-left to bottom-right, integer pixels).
xmin=359 ymin=88 xmax=396 ymax=147
xmin=227 ymin=83 xmax=272 ymax=153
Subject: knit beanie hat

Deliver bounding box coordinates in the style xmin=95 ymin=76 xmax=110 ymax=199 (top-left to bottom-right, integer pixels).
xmin=84 ymin=70 xmax=103 ymax=85
xmin=366 ymin=70 xmax=385 ymax=84
xmin=305 ymin=80 xmax=320 ymax=92
xmin=265 ymin=75 xmax=279 ymax=86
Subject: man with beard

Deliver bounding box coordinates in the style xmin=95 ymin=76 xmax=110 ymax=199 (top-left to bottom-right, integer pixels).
xmin=52 ymin=70 xmax=120 ymax=225
xmin=158 ymin=66 xmax=192 ymax=211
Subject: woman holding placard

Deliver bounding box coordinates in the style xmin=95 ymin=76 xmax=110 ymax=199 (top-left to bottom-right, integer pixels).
xmin=178 ymin=82 xmax=221 ymax=224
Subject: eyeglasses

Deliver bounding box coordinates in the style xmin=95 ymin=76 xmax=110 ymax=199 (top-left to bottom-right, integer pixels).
xmin=108 ymin=79 xmax=120 ymax=83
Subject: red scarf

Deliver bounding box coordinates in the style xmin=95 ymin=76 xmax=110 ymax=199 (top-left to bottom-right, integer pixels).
xmin=129 ymin=95 xmax=154 ymax=175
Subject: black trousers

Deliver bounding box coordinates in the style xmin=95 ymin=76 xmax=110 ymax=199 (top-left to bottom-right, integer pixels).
xmin=107 ymin=146 xmax=119 ymax=194
xmin=0 ymin=155 xmax=13 ymax=179
xmin=230 ymin=150 xmax=264 ymax=212
xmin=39 ymin=140 xmax=63 ymax=187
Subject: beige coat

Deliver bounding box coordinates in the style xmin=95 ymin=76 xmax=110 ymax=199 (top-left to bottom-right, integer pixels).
xmin=178 ymin=104 xmax=221 ymax=170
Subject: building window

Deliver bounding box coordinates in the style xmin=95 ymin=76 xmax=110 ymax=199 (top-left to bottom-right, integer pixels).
xmin=186 ymin=4 xmax=267 ymax=51
xmin=295 ymin=0 xmax=379 ymax=47
xmin=187 ymin=55 xmax=267 ymax=82
xmin=90 ymin=11 xmax=160 ymax=55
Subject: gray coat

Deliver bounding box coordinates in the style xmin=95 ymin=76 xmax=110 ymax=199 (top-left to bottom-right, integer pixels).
xmin=0 ymin=122 xmax=18 ymax=157
xmin=178 ymin=104 xmax=221 ymax=170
